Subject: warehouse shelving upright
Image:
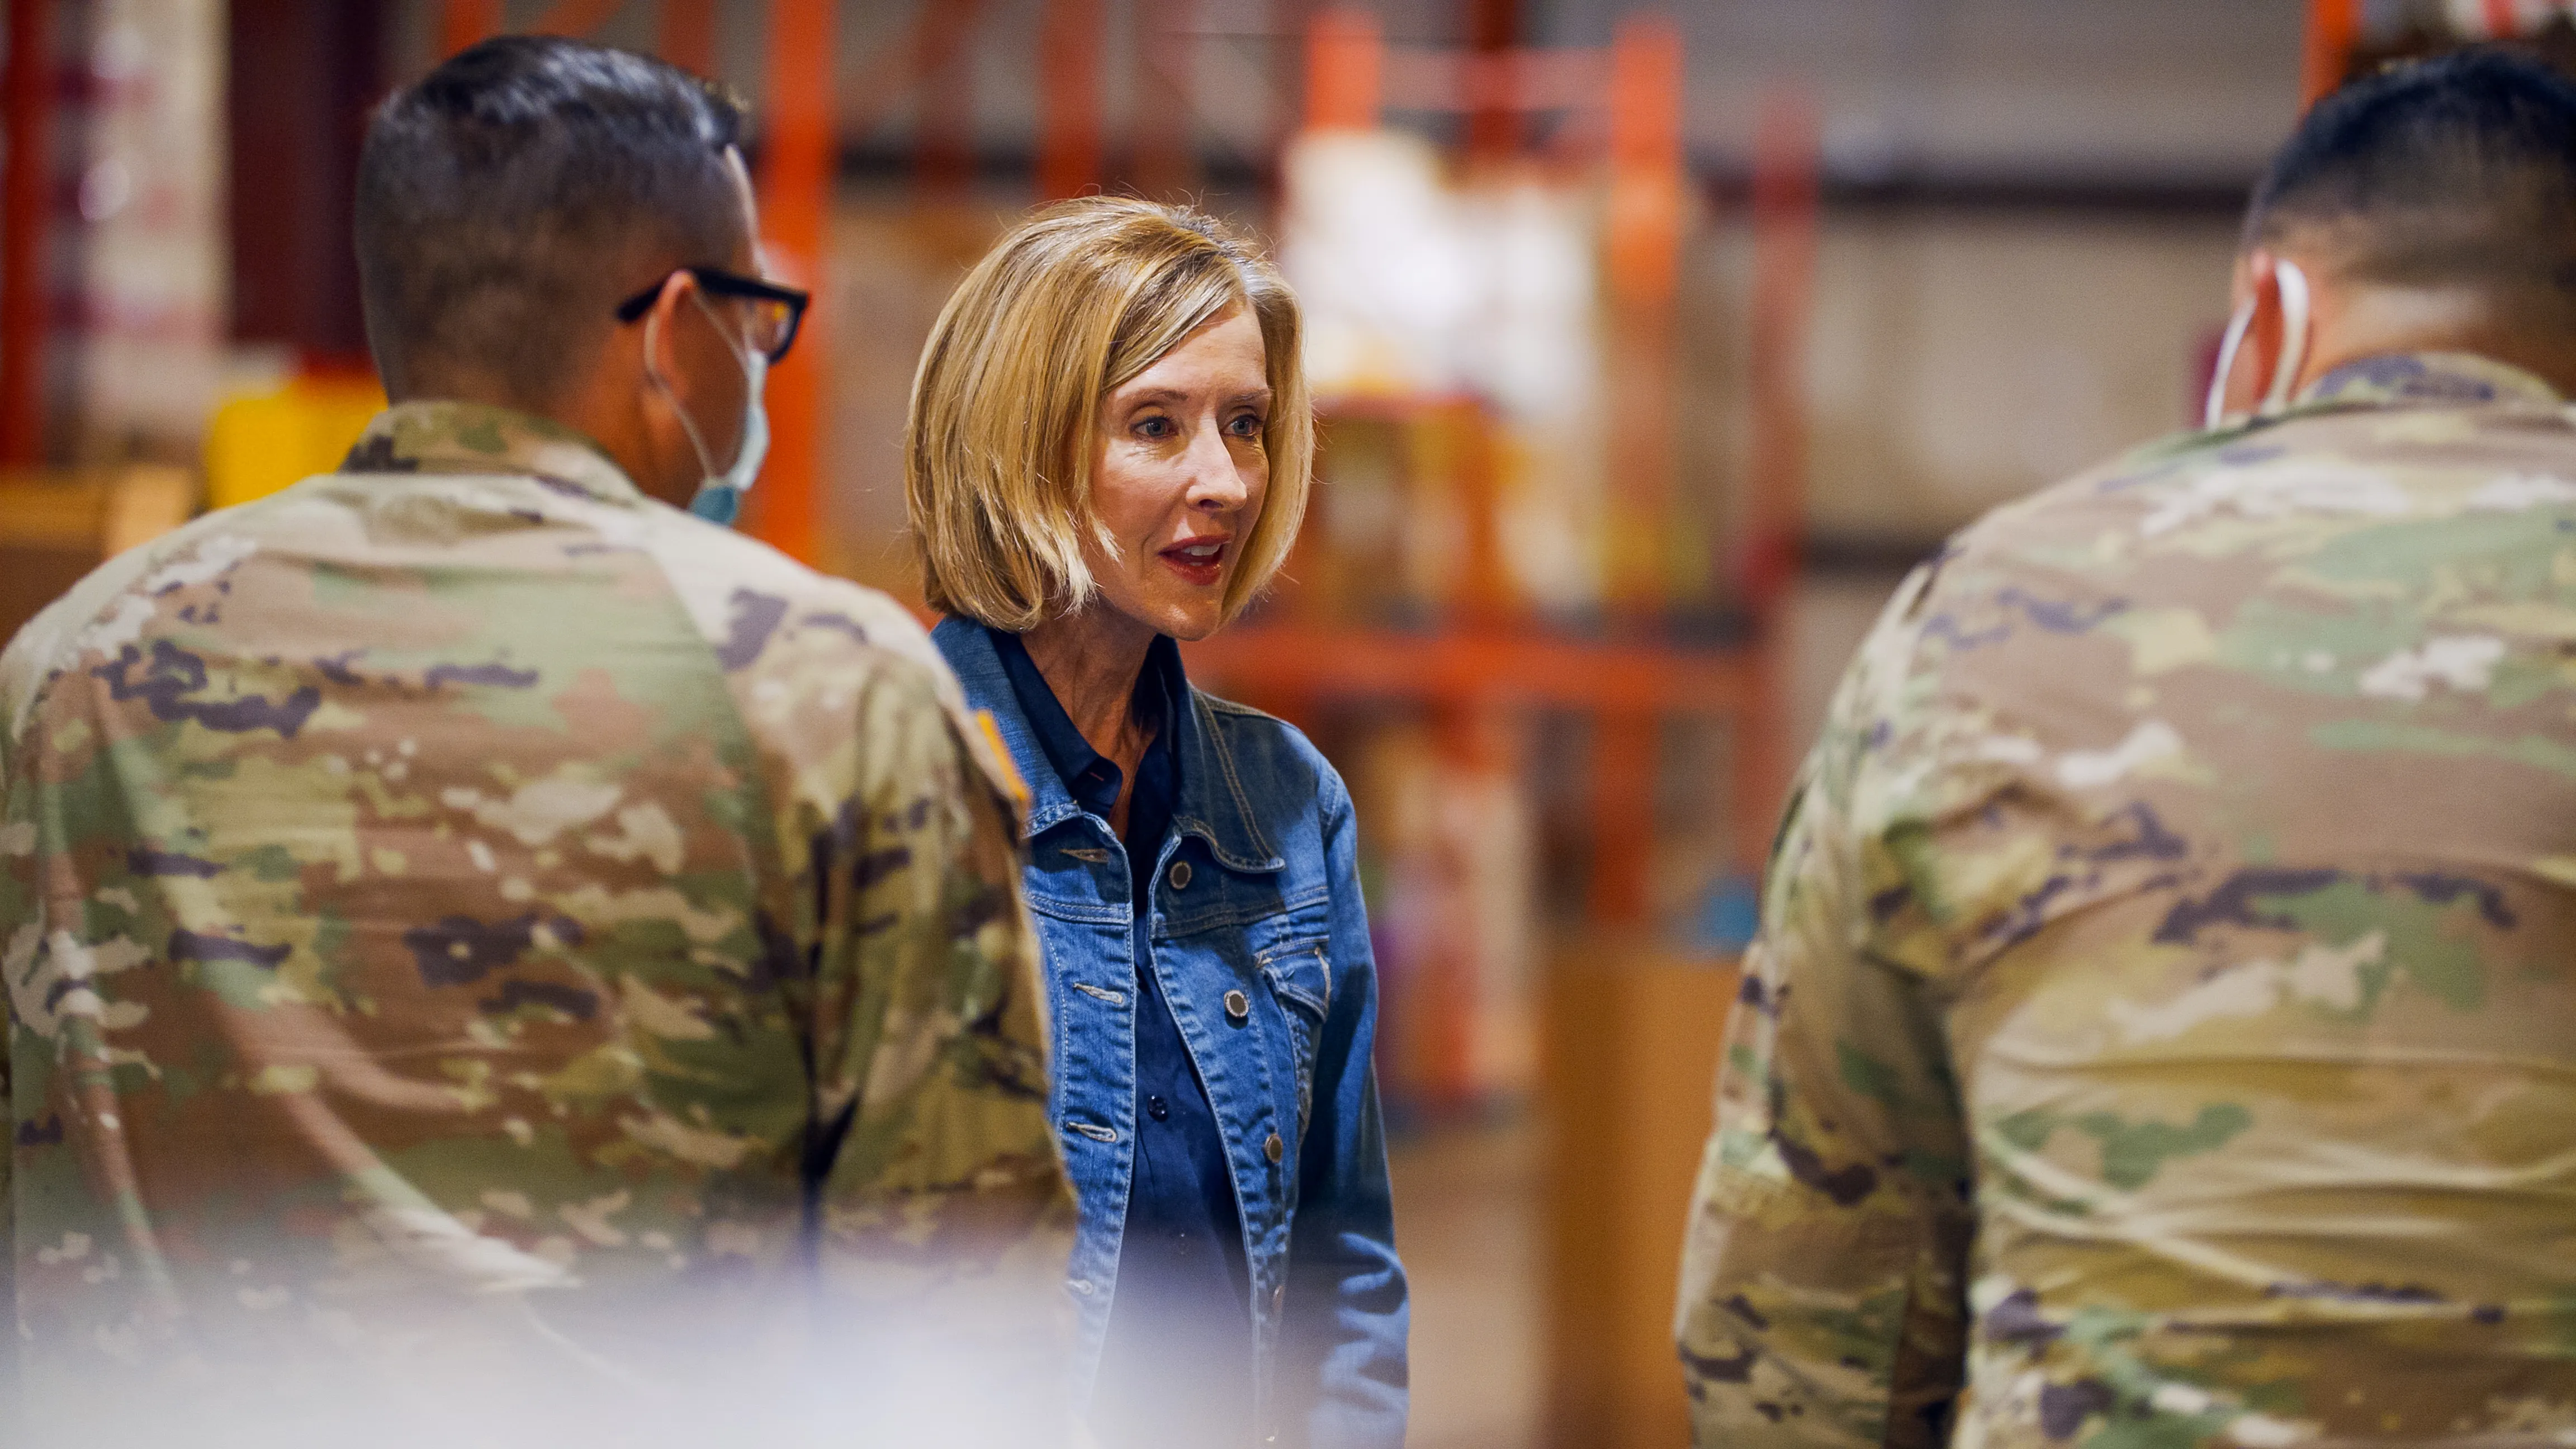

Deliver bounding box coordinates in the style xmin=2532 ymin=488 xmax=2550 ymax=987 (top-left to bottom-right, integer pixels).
xmin=2305 ymin=0 xmax=2576 ymax=98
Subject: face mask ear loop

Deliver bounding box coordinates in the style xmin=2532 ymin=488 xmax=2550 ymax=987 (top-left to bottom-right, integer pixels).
xmin=684 ymin=287 xmax=761 ymax=476
xmin=643 ymin=305 xmax=720 ymax=482
xmin=2204 ymin=299 xmax=2257 ymax=430
xmin=2262 ymin=259 xmax=2312 ymax=414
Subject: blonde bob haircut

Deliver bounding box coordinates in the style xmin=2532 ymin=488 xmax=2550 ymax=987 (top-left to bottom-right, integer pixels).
xmin=905 ymin=196 xmax=1313 ymax=632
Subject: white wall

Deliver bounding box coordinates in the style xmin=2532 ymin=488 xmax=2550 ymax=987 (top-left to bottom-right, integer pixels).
xmin=1804 ymin=211 xmax=2242 ymax=542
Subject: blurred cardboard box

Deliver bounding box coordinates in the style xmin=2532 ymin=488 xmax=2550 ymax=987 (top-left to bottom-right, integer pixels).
xmin=1543 ymin=937 xmax=1737 ymax=1449
xmin=0 ymin=466 xmax=197 ymax=643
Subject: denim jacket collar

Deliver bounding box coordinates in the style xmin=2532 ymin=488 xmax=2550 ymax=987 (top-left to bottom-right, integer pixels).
xmin=932 ymin=616 xmax=1284 ymax=874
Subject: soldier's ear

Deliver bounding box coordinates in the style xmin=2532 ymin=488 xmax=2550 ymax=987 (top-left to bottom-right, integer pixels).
xmin=638 ymin=271 xmax=698 ymax=391
xmin=2247 ymin=252 xmax=2315 ymax=411
xmin=2214 ymin=250 xmax=2309 ymax=422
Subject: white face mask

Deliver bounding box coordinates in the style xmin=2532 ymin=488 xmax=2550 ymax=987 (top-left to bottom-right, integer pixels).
xmin=645 ymin=288 xmax=770 ymax=527
xmin=2203 ymin=257 xmax=2313 ymax=431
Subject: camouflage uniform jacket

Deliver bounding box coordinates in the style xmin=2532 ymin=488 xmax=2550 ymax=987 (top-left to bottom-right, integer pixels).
xmin=0 ymin=403 xmax=1073 ymax=1433
xmin=1679 ymin=352 xmax=2576 ymax=1449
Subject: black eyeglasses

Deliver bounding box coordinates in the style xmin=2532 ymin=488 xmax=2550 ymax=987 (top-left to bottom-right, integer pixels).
xmin=614 ymin=266 xmax=811 ymax=364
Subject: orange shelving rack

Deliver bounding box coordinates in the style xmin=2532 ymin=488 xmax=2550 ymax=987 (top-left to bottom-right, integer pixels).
xmin=2304 ymin=0 xmax=2576 ymax=102
xmin=1183 ymin=8 xmax=1818 ymax=1100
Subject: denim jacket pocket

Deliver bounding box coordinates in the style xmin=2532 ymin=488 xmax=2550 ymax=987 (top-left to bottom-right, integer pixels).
xmin=1257 ymin=938 xmax=1332 ymax=1133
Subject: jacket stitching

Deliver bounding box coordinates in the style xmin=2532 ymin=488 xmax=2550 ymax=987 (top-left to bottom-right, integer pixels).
xmin=1194 ymin=692 xmax=1284 ymax=866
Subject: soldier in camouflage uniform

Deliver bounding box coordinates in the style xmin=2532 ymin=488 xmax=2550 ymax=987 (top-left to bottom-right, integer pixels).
xmin=1680 ymin=51 xmax=2576 ymax=1449
xmin=0 ymin=38 xmax=1069 ymax=1445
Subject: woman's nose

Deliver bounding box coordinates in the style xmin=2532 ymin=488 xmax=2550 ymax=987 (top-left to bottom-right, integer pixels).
xmin=1183 ymin=420 xmax=1249 ymax=507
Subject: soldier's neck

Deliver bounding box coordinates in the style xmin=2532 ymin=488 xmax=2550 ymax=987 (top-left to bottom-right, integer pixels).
xmin=392 ymin=370 xmax=691 ymax=510
xmin=2299 ymin=282 xmax=2576 ymax=402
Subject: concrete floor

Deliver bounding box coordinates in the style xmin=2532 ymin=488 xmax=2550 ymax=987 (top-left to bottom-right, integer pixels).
xmin=1387 ymin=1116 xmax=1543 ymax=1449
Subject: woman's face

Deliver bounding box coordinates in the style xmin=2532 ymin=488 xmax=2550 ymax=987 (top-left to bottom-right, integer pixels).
xmin=1082 ymin=305 xmax=1271 ymax=643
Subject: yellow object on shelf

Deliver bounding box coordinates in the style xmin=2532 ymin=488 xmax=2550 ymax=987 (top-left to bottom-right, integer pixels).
xmin=202 ymin=373 xmax=384 ymax=510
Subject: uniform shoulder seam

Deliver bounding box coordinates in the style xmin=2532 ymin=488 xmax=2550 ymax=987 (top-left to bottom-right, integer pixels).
xmin=0 ymin=505 xmax=263 ymax=749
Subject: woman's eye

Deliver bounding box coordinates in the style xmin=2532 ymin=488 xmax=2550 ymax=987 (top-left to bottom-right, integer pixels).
xmin=1228 ymin=414 xmax=1266 ymax=438
xmin=1135 ymin=416 xmax=1175 ymax=440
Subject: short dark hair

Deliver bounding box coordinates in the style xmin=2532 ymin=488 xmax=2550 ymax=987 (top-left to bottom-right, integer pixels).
xmin=2247 ymin=49 xmax=2576 ymax=305
xmin=355 ymin=36 xmax=749 ymax=404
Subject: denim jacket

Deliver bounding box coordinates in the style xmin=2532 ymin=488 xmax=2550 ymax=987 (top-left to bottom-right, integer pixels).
xmin=933 ymin=619 xmax=1408 ymax=1447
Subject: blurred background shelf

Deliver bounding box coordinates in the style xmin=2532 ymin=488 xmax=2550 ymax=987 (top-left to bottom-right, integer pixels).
xmin=0 ymin=465 xmax=196 ymax=640
xmin=1188 ymin=626 xmax=1767 ymax=713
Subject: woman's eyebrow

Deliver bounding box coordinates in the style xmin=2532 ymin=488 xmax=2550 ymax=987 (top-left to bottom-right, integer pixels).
xmin=1115 ymin=383 xmax=1273 ymax=408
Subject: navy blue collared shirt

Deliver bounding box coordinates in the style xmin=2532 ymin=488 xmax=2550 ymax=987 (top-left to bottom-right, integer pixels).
xmin=986 ymin=626 xmax=1253 ymax=1439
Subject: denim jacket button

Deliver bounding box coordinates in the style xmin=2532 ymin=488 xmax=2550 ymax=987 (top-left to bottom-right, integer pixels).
xmin=1168 ymin=860 xmax=1192 ymax=890
xmin=1265 ymin=1132 xmax=1285 ymax=1163
xmin=1224 ymin=988 xmax=1250 ymax=1021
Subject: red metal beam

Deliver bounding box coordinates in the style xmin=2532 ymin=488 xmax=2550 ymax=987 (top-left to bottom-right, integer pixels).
xmin=2 ymin=0 xmax=52 ymax=466
xmin=1602 ymin=16 xmax=1684 ymax=622
xmin=1303 ymin=8 xmax=1380 ymax=132
xmin=1465 ymin=0 xmax=1519 ymax=162
xmin=1586 ymin=711 xmax=1658 ymax=925
xmin=2301 ymin=0 xmax=2358 ymax=108
xmin=442 ymin=0 xmax=504 ymax=56
xmin=530 ymin=0 xmax=631 ymax=37
xmin=1423 ymin=702 xmax=1525 ymax=1101
xmin=912 ymin=0 xmax=991 ymax=197
xmin=1741 ymin=91 xmax=1817 ymax=624
xmin=1182 ymin=626 xmax=1760 ymax=717
xmin=1133 ymin=0 xmax=1200 ymax=199
xmin=1592 ymin=19 xmax=1684 ymax=926
xmin=228 ymin=0 xmax=386 ymax=373
xmin=1604 ymin=19 xmax=1683 ymax=311
xmin=836 ymin=1 xmax=987 ymax=145
xmin=660 ymin=0 xmax=719 ymax=74
xmin=1732 ymin=91 xmax=1820 ymax=873
xmin=1038 ymin=0 xmax=1106 ymax=200
xmin=1265 ymin=0 xmax=1311 ymax=202
xmin=750 ymin=0 xmax=835 ymax=567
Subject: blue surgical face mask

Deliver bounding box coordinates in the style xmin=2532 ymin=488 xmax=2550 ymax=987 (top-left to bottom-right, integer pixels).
xmin=646 ymin=288 xmax=770 ymax=528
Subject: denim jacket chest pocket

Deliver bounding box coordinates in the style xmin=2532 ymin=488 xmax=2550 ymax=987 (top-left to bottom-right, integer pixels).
xmin=1252 ymin=930 xmax=1331 ymax=1136
xmin=1163 ymin=864 xmax=1334 ymax=1155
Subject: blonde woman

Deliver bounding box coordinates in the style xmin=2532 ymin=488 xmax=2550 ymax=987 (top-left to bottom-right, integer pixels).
xmin=907 ymin=198 xmax=1407 ymax=1447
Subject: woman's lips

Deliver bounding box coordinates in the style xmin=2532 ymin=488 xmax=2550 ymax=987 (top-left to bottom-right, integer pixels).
xmin=1158 ymin=538 xmax=1229 ymax=588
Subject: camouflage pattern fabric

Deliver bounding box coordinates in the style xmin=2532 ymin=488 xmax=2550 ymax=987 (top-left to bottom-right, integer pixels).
xmin=1679 ymin=352 xmax=2576 ymax=1449
xmin=0 ymin=402 xmax=1073 ymax=1440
